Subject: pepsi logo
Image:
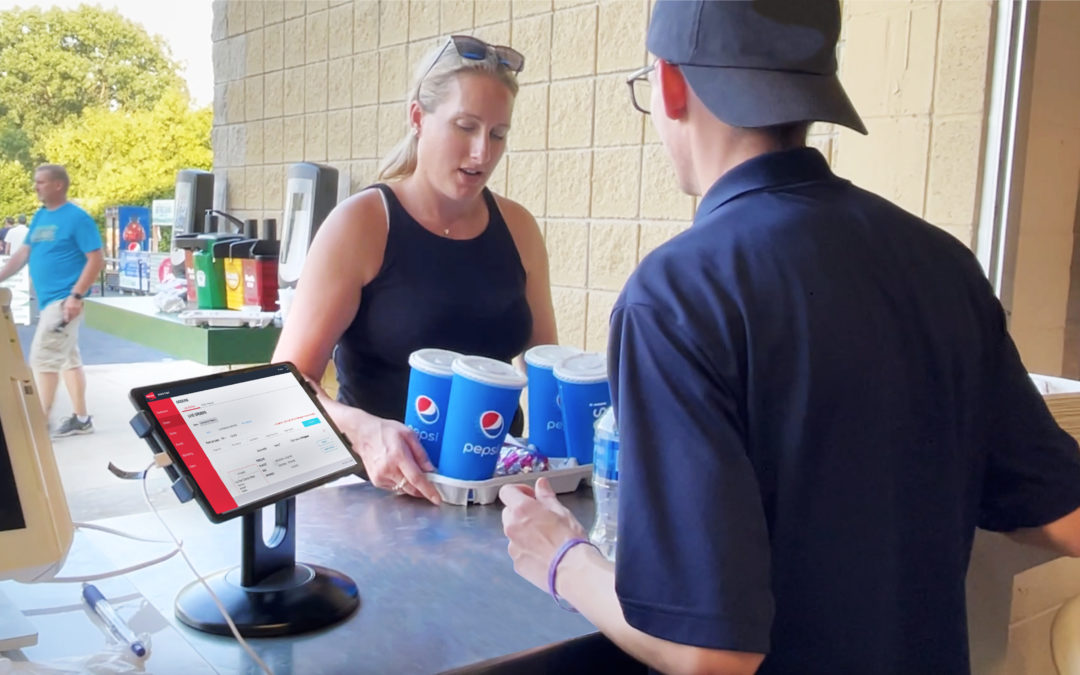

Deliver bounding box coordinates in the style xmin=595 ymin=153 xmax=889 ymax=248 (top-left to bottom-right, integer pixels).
xmin=479 ymin=411 xmax=504 ymax=439
xmin=415 ymin=395 xmax=439 ymax=425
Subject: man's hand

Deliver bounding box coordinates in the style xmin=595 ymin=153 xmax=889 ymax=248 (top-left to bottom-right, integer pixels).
xmin=500 ymin=477 xmax=588 ymax=591
xmin=61 ymin=295 xmax=83 ymax=323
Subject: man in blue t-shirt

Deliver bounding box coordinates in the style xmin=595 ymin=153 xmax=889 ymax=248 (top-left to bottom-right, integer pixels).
xmin=0 ymin=165 xmax=104 ymax=437
xmin=501 ymin=2 xmax=1080 ymax=673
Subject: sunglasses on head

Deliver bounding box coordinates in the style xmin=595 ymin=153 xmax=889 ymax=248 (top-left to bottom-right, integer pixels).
xmin=416 ymin=35 xmax=525 ymax=96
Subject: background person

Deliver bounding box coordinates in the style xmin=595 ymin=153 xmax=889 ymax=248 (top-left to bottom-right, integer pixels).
xmin=501 ymin=2 xmax=1080 ymax=673
xmin=0 ymin=217 xmax=12 ymax=255
xmin=0 ymin=165 xmax=104 ymax=436
xmin=273 ymin=35 xmax=557 ymax=504
xmin=4 ymin=214 xmax=29 ymax=255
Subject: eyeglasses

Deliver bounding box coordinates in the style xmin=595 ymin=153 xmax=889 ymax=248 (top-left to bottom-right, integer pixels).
xmin=416 ymin=35 xmax=525 ymax=99
xmin=626 ymin=63 xmax=654 ymax=115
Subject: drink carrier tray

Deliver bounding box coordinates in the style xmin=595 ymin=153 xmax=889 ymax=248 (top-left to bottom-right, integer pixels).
xmin=425 ymin=460 xmax=592 ymax=506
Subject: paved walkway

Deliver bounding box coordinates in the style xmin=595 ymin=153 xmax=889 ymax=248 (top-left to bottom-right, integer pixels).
xmin=15 ymin=321 xmax=219 ymax=522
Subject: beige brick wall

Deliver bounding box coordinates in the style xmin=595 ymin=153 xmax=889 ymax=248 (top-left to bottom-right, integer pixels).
xmin=212 ymin=0 xmax=998 ymax=354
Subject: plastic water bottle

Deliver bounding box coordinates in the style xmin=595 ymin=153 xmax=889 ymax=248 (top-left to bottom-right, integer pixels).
xmin=589 ymin=406 xmax=619 ymax=561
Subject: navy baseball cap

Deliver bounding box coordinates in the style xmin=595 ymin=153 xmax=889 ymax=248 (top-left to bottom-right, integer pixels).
xmin=646 ymin=0 xmax=867 ymax=134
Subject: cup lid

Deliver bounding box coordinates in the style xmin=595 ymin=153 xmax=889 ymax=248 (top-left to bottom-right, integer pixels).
xmin=452 ymin=355 xmax=527 ymax=389
xmin=408 ymin=348 xmax=462 ymax=376
xmin=553 ymin=352 xmax=608 ymax=384
xmin=524 ymin=344 xmax=583 ymax=369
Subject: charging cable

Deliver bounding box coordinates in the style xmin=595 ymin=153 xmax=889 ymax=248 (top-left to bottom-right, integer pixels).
xmin=137 ymin=461 xmax=274 ymax=675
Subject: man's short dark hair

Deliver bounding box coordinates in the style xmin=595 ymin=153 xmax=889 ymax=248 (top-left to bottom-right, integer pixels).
xmin=16 ymin=214 xmax=26 ymax=224
xmin=4 ymin=217 xmax=12 ymax=225
xmin=35 ymin=164 xmax=70 ymax=190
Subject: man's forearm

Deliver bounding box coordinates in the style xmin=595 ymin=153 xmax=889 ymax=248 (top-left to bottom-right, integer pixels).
xmin=0 ymin=246 xmax=29 ymax=283
xmin=559 ymin=546 xmax=764 ymax=675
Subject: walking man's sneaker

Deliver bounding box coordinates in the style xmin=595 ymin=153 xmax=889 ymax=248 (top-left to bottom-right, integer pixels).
xmin=54 ymin=414 xmax=93 ymax=437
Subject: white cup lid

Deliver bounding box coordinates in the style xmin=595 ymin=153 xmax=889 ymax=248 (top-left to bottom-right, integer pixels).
xmin=553 ymin=352 xmax=608 ymax=384
xmin=524 ymin=344 xmax=582 ymax=369
xmin=452 ymin=355 xmax=527 ymax=389
xmin=408 ymin=348 xmax=461 ymax=376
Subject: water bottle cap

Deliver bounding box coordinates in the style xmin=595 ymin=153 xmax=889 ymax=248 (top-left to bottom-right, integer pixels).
xmin=408 ymin=348 xmax=461 ymax=376
xmin=553 ymin=352 xmax=608 ymax=384
xmin=452 ymin=355 xmax=527 ymax=389
xmin=524 ymin=344 xmax=582 ymax=369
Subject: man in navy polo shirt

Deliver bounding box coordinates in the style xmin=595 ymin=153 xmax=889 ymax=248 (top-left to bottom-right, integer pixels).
xmin=502 ymin=1 xmax=1080 ymax=673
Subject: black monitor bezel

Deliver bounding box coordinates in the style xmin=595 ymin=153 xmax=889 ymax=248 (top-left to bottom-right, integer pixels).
xmin=129 ymin=361 xmax=360 ymax=524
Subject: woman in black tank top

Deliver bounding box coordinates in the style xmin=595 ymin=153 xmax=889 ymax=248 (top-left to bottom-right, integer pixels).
xmin=272 ymin=36 xmax=557 ymax=503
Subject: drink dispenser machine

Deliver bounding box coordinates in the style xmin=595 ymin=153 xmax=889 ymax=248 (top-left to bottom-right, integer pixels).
xmin=278 ymin=162 xmax=339 ymax=319
xmin=173 ymin=170 xmax=214 ymax=240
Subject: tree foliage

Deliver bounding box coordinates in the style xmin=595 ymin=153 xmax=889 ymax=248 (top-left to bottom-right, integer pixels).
xmin=43 ymin=89 xmax=212 ymax=222
xmin=0 ymin=6 xmax=185 ymax=147
xmin=0 ymin=5 xmax=210 ymax=224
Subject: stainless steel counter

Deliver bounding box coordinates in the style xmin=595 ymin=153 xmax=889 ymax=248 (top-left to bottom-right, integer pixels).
xmin=87 ymin=478 xmax=600 ymax=674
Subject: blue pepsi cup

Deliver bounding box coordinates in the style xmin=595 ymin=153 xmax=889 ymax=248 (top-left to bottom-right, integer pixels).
xmin=524 ymin=344 xmax=582 ymax=457
xmin=438 ymin=356 xmax=527 ymax=480
xmin=554 ymin=352 xmax=611 ymax=465
xmin=403 ymin=348 xmax=461 ymax=467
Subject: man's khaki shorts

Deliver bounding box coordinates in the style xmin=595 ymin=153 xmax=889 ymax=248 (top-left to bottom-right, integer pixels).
xmin=30 ymin=299 xmax=83 ymax=372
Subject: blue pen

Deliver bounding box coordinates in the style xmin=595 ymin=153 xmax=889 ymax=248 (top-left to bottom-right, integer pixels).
xmin=81 ymin=583 xmax=147 ymax=658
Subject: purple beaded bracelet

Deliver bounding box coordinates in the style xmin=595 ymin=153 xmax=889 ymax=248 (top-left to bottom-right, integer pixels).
xmin=548 ymin=537 xmax=597 ymax=612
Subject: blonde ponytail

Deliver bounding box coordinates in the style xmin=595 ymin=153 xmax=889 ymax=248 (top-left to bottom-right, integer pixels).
xmin=376 ymin=130 xmax=419 ymax=182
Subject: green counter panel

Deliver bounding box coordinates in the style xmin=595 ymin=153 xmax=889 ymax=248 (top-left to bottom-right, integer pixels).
xmin=84 ymin=297 xmax=281 ymax=366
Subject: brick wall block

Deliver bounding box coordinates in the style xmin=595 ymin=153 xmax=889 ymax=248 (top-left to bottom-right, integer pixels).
xmin=546 ymin=220 xmax=588 ymax=286
xmin=378 ymin=104 xmax=406 ymax=158
xmin=264 ymin=23 xmax=284 ymax=72
xmin=265 ymin=164 xmax=285 ymax=211
xmin=353 ymin=52 xmax=379 ymax=105
xmin=552 ymin=287 xmax=587 ymax=349
xmin=441 ymin=0 xmax=474 ymax=34
xmin=379 ymin=46 xmax=409 ymax=103
xmin=546 ymin=150 xmax=592 ymax=217
xmin=509 ymin=83 xmax=548 ymax=151
xmin=410 ymin=1 xmax=441 ymax=40
xmin=934 ymin=1 xmax=993 ymax=116
xmin=226 ymin=80 xmax=246 ymax=124
xmin=284 ymin=1 xmax=305 ymax=20
xmin=552 ymin=5 xmax=596 ymax=80
xmin=354 ymin=0 xmax=378 ymax=50
xmin=589 ymin=221 xmax=638 ymax=291
xmin=585 ymin=289 xmax=618 ymax=352
xmin=245 ymin=120 xmax=264 ymax=164
xmin=305 ymin=62 xmax=329 ymax=112
xmin=211 ymin=126 xmax=228 ymax=168
xmin=264 ymin=117 xmax=284 ymax=163
xmin=594 ymin=75 xmax=643 ymax=147
xmin=597 ymin=0 xmax=647 ymax=74
xmin=925 ymin=114 xmax=983 ymax=226
xmin=284 ymin=115 xmax=306 ymax=161
xmin=244 ymin=75 xmax=264 ymax=121
xmin=473 ymin=22 xmax=510 ymax=47
xmin=512 ymin=14 xmax=551 ymax=85
xmin=328 ymin=3 xmax=354 ymax=59
xmin=213 ymin=1 xmax=228 ymax=41
xmin=246 ymin=29 xmax=264 ymax=76
xmin=244 ymin=166 xmax=264 ymax=210
xmin=306 ymin=10 xmax=329 ymax=64
xmin=380 ymin=1 xmax=408 ymax=45
xmin=506 ymin=151 xmax=547 ymax=217
xmin=591 ymin=147 xmax=640 ymax=218
xmin=328 ymin=109 xmax=352 ymax=160
xmin=284 ymin=18 xmax=306 ymax=68
xmin=475 ymin=0 xmax=511 ymax=26
xmin=265 ymin=1 xmax=284 ymax=25
xmin=226 ymin=167 xmax=245 ymax=209
xmin=305 ymin=112 xmax=328 ymax=161
xmin=349 ymin=159 xmax=379 ymax=193
xmin=246 ymin=0 xmax=265 ymax=30
xmin=283 ymin=68 xmax=306 ymax=115
xmin=548 ymin=79 xmax=594 ymax=149
xmin=227 ymin=0 xmax=245 ymax=37
xmin=513 ymin=0 xmax=550 ymax=19
xmin=328 ymin=57 xmax=354 ymax=110
xmin=352 ymin=105 xmax=379 ymax=158
xmin=264 ymin=71 xmax=284 ymax=118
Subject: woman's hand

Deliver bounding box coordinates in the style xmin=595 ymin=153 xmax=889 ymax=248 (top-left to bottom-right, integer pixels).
xmin=337 ymin=405 xmax=443 ymax=505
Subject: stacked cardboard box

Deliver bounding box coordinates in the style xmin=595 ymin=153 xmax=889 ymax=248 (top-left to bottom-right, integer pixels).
xmin=1031 ymin=374 xmax=1080 ymax=443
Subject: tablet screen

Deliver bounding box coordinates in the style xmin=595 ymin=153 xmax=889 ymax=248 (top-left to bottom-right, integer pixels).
xmin=131 ymin=363 xmax=359 ymax=520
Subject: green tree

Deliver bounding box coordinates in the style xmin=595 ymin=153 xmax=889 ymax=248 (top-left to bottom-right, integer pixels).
xmin=0 ymin=158 xmax=35 ymax=219
xmin=41 ymin=88 xmax=212 ymax=223
xmin=0 ymin=5 xmax=185 ymax=165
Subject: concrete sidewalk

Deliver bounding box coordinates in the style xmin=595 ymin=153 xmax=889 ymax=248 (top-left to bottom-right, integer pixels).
xmin=46 ymin=360 xmax=219 ymax=522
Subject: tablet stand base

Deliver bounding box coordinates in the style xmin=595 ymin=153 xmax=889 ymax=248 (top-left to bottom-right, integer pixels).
xmin=174 ymin=497 xmax=359 ymax=637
